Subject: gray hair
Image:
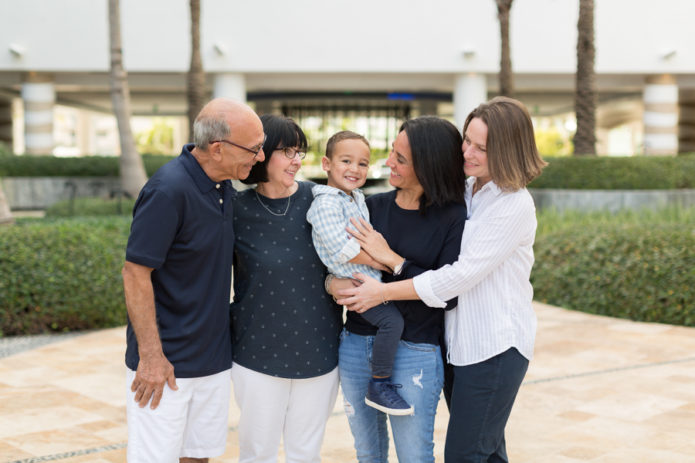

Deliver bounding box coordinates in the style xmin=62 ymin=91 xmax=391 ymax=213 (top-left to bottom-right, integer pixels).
xmin=193 ymin=113 xmax=231 ymax=150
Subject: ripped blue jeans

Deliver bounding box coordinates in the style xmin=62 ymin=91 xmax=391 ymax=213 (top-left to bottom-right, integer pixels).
xmin=338 ymin=329 xmax=444 ymax=463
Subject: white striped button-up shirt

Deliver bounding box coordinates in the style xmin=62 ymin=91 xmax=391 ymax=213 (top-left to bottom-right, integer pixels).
xmin=413 ymin=177 xmax=537 ymax=366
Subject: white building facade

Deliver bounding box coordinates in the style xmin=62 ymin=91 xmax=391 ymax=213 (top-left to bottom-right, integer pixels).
xmin=0 ymin=0 xmax=693 ymax=156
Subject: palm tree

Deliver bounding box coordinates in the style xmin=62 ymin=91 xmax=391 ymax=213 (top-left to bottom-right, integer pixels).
xmin=187 ymin=0 xmax=205 ymax=141
xmin=496 ymin=0 xmax=514 ymax=97
xmin=574 ymin=0 xmax=597 ymax=155
xmin=108 ymin=0 xmax=148 ymax=198
xmin=0 ymin=180 xmax=13 ymax=225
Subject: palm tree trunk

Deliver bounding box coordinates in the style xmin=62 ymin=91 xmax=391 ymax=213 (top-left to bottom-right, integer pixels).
xmin=187 ymin=0 xmax=205 ymax=141
xmin=497 ymin=0 xmax=514 ymax=97
xmin=108 ymin=0 xmax=147 ymax=197
xmin=0 ymin=179 xmax=13 ymax=225
xmin=574 ymin=0 xmax=597 ymax=155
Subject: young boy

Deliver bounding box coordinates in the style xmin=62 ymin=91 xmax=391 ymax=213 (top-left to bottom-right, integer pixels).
xmin=307 ymin=131 xmax=413 ymax=416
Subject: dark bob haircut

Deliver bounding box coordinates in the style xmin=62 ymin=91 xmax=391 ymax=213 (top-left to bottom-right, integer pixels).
xmin=242 ymin=114 xmax=308 ymax=185
xmin=399 ymin=116 xmax=467 ymax=214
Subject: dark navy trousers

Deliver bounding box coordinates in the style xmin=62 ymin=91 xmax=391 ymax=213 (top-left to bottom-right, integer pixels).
xmin=444 ymin=347 xmax=529 ymax=462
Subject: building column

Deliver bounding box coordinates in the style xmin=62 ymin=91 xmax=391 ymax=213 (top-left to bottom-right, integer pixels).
xmin=643 ymin=74 xmax=678 ymax=155
xmin=453 ymin=73 xmax=487 ymax=131
xmin=21 ymin=73 xmax=55 ymax=155
xmin=0 ymin=98 xmax=12 ymax=148
xmin=213 ymin=73 xmax=246 ymax=103
xmin=679 ymin=88 xmax=695 ymax=154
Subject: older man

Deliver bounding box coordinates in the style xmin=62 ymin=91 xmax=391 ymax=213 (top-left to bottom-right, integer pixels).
xmin=122 ymin=98 xmax=265 ymax=463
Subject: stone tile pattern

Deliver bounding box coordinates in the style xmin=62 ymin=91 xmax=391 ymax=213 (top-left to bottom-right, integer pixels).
xmin=0 ymin=302 xmax=693 ymax=462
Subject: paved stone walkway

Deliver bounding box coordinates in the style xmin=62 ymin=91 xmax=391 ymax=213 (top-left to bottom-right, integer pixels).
xmin=1 ymin=302 xmax=694 ymax=462
xmin=0 ymin=333 xmax=82 ymax=360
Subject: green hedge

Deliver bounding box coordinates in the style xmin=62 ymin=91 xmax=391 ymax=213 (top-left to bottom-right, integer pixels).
xmin=2 ymin=152 xmax=695 ymax=190
xmin=532 ymin=223 xmax=695 ymax=326
xmin=0 ymin=153 xmax=175 ymax=177
xmin=529 ymin=154 xmax=695 ymax=189
xmin=0 ymin=217 xmax=131 ymax=336
xmin=45 ymin=197 xmax=136 ymax=217
xmin=1 ymin=208 xmax=692 ymax=335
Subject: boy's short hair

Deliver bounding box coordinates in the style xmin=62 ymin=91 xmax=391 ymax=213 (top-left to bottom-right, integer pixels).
xmin=325 ymin=131 xmax=370 ymax=158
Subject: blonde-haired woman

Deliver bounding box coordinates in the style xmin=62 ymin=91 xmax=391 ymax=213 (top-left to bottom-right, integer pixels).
xmin=338 ymin=96 xmax=547 ymax=462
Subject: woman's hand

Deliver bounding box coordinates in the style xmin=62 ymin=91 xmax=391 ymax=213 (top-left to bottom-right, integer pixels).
xmin=328 ymin=275 xmax=361 ymax=299
xmin=336 ymin=272 xmax=386 ymax=313
xmin=347 ymin=218 xmax=401 ymax=270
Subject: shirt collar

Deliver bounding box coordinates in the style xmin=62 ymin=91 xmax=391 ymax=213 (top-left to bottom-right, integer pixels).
xmin=181 ymin=143 xmax=232 ymax=194
xmin=312 ymin=183 xmax=364 ymax=202
xmin=466 ymin=176 xmax=502 ymax=197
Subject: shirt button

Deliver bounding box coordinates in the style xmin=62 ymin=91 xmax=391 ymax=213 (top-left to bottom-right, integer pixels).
xmin=219 ymin=198 xmax=223 ymax=204
xmin=216 ymin=184 xmax=221 ymax=189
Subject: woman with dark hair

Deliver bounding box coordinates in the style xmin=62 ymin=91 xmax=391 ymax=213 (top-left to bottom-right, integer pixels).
xmin=230 ymin=114 xmax=343 ymax=462
xmin=338 ymin=97 xmax=548 ymax=462
xmin=328 ymin=116 xmax=467 ymax=462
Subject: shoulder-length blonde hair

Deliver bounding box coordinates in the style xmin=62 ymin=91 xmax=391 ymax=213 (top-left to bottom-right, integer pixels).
xmin=464 ymin=96 xmax=547 ymax=191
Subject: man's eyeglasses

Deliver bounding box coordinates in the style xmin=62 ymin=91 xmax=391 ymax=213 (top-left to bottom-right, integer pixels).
xmin=212 ymin=134 xmax=266 ymax=158
xmin=275 ymin=147 xmax=307 ymax=160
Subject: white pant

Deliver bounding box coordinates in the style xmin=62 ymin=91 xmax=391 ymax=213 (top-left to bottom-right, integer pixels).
xmin=126 ymin=368 xmax=231 ymax=462
xmin=231 ymin=362 xmax=339 ymax=463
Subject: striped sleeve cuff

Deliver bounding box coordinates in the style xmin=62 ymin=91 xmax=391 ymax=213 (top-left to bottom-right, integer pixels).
xmin=413 ymin=272 xmax=447 ymax=308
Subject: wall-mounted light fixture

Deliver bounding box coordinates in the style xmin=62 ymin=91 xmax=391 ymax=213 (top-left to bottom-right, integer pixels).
xmin=461 ymin=44 xmax=476 ymax=59
xmin=9 ymin=43 xmax=26 ymax=58
xmin=213 ymin=42 xmax=227 ymax=56
xmin=660 ymin=48 xmax=677 ymax=60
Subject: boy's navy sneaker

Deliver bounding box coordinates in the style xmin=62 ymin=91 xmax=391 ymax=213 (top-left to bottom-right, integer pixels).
xmin=365 ymin=380 xmax=414 ymax=415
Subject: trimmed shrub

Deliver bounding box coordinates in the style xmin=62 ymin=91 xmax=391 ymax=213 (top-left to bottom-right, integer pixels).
xmin=0 ymin=153 xmax=175 ymax=177
xmin=529 ymin=154 xmax=695 ymax=189
xmin=535 ymin=206 xmax=695 ymax=236
xmin=532 ymin=223 xmax=695 ymax=326
xmin=45 ymin=197 xmax=136 ymax=217
xmin=0 ymin=217 xmax=131 ymax=336
xmin=143 ymin=154 xmax=176 ymax=176
xmin=2 ymin=152 xmax=695 ymax=190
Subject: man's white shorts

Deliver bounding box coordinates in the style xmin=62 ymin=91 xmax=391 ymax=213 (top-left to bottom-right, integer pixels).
xmin=126 ymin=368 xmax=231 ymax=462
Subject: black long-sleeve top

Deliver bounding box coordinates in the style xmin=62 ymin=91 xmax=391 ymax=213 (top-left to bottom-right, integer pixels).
xmin=345 ymin=190 xmax=466 ymax=345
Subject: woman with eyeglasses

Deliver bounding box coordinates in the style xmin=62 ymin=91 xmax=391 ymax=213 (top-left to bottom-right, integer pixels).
xmin=229 ymin=114 xmax=343 ymax=462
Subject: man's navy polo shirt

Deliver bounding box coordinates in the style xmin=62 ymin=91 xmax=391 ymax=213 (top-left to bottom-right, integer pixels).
xmin=125 ymin=144 xmax=236 ymax=378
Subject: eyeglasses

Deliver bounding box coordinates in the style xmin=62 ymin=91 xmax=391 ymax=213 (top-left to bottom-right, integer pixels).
xmin=212 ymin=134 xmax=266 ymax=159
xmin=275 ymin=147 xmax=307 ymax=160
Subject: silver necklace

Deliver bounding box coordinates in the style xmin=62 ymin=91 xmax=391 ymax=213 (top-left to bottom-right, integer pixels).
xmin=255 ymin=189 xmax=291 ymax=216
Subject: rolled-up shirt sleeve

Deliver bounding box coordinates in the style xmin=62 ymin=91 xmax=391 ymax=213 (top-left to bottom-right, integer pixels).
xmin=413 ymin=271 xmax=447 ymax=307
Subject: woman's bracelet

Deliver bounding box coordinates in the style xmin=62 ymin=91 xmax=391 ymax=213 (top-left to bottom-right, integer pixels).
xmin=380 ymin=285 xmax=389 ymax=305
xmin=324 ymin=274 xmax=335 ymax=295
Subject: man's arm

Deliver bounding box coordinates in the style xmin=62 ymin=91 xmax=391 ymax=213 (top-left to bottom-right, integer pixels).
xmin=122 ymin=260 xmax=177 ymax=409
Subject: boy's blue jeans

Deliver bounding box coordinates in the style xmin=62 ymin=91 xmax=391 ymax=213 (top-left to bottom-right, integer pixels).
xmin=338 ymin=329 xmax=444 ymax=463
